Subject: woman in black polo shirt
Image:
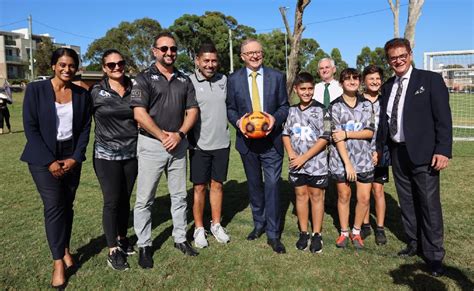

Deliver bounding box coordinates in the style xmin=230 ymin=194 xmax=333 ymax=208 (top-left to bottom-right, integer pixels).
xmin=91 ymin=49 xmax=138 ymax=271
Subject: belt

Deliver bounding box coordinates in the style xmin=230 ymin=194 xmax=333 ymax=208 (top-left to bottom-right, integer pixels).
xmin=139 ymin=129 xmax=158 ymax=140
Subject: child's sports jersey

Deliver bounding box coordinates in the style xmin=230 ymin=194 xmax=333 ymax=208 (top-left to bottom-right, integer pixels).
xmin=329 ymin=96 xmax=375 ymax=175
xmin=283 ymin=100 xmax=330 ymax=176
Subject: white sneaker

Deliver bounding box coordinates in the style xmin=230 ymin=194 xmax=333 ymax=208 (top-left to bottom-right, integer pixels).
xmin=193 ymin=227 xmax=208 ymax=248
xmin=210 ymin=223 xmax=230 ymax=244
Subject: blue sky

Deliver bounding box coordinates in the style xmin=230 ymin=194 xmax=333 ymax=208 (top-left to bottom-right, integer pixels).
xmin=1 ymin=0 xmax=472 ymax=68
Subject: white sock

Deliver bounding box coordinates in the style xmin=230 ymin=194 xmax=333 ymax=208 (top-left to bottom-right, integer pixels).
xmin=352 ymin=227 xmax=361 ymax=236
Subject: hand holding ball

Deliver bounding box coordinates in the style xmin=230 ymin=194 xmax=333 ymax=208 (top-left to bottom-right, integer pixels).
xmin=240 ymin=111 xmax=271 ymax=139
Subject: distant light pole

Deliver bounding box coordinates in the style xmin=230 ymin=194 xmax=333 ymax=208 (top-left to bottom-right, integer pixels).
xmin=279 ymin=6 xmax=290 ymax=77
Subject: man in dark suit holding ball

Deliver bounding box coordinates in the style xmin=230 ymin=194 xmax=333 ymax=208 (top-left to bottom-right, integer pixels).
xmin=226 ymin=38 xmax=289 ymax=253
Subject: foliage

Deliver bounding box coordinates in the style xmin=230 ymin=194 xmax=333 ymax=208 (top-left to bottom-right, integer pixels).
xmin=356 ymin=46 xmax=393 ymax=81
xmin=34 ymin=36 xmax=55 ymax=77
xmin=257 ymin=30 xmax=286 ymax=72
xmin=170 ymin=11 xmax=256 ymax=74
xmin=303 ymin=49 xmax=330 ymax=83
xmin=84 ymin=18 xmax=162 ymax=73
xmin=331 ymin=48 xmax=349 ymax=80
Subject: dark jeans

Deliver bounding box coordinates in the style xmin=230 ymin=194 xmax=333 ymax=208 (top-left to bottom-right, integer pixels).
xmin=29 ymin=139 xmax=81 ymax=260
xmin=93 ymin=158 xmax=137 ymax=248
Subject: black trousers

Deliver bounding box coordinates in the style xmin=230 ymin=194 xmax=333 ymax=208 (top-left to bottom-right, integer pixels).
xmin=390 ymin=142 xmax=445 ymax=262
xmin=29 ymin=139 xmax=81 ymax=260
xmin=93 ymin=157 xmax=137 ymax=248
xmin=0 ymin=106 xmax=11 ymax=130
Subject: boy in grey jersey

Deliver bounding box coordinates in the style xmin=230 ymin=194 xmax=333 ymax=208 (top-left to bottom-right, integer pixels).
xmin=329 ymin=68 xmax=375 ymax=250
xmin=282 ymin=73 xmax=329 ymax=253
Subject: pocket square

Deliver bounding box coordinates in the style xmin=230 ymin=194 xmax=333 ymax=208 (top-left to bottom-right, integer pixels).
xmin=414 ymin=86 xmax=425 ymax=95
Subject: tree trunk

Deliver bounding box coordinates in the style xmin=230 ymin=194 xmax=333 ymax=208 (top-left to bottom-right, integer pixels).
xmin=280 ymin=0 xmax=311 ymax=99
xmin=404 ymin=0 xmax=425 ymax=49
xmin=387 ymin=0 xmax=400 ymax=38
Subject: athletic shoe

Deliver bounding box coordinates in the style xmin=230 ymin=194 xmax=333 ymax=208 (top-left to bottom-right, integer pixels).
xmin=309 ymin=233 xmax=323 ymax=253
xmin=118 ymin=237 xmax=136 ymax=255
xmin=193 ymin=227 xmax=209 ymax=248
xmin=336 ymin=234 xmax=349 ymax=248
xmin=295 ymin=232 xmax=310 ymax=250
xmin=107 ymin=249 xmax=130 ymax=271
xmin=375 ymin=228 xmax=387 ymax=245
xmin=210 ymin=223 xmax=230 ymax=244
xmin=361 ymin=224 xmax=372 ymax=239
xmin=351 ymin=234 xmax=364 ymax=249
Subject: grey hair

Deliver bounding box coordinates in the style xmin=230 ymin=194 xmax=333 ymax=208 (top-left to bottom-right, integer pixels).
xmin=318 ymin=57 xmax=335 ymax=68
xmin=240 ymin=38 xmax=262 ymax=53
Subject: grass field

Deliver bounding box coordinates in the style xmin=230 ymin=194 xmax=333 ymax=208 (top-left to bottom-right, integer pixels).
xmin=1 ymin=92 xmax=473 ymax=290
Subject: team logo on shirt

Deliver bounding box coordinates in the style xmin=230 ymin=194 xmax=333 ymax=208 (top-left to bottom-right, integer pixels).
xmin=177 ymin=76 xmax=187 ymax=83
xmin=99 ymin=90 xmax=111 ymax=98
xmin=131 ymin=79 xmax=138 ymax=86
xmin=131 ymin=89 xmax=141 ymax=98
xmin=218 ymin=83 xmax=225 ymax=90
xmin=151 ymin=75 xmax=160 ymax=81
xmin=292 ymin=123 xmax=315 ymax=141
xmin=341 ymin=120 xmax=363 ymax=131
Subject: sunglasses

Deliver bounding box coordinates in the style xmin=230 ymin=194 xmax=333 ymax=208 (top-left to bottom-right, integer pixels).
xmin=105 ymin=60 xmax=126 ymax=70
xmin=155 ymin=46 xmax=178 ymax=53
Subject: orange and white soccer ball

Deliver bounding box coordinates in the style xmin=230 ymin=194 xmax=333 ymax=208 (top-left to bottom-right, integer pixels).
xmin=241 ymin=111 xmax=270 ymax=139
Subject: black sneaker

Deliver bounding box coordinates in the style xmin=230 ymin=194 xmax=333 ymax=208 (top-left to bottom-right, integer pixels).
xmin=375 ymin=227 xmax=387 ymax=245
xmin=138 ymin=246 xmax=154 ymax=269
xmin=360 ymin=224 xmax=372 ymax=239
xmin=295 ymin=232 xmax=310 ymax=250
xmin=310 ymin=233 xmax=323 ymax=253
xmin=107 ymin=249 xmax=130 ymax=271
xmin=118 ymin=237 xmax=136 ymax=255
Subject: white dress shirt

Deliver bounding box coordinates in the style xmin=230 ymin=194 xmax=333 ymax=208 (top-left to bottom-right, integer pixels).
xmin=312 ymin=79 xmax=343 ymax=104
xmin=387 ymin=65 xmax=413 ymax=143
xmin=246 ymin=67 xmax=264 ymax=111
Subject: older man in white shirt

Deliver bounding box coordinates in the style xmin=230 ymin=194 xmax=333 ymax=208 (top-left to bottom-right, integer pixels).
xmin=312 ymin=57 xmax=343 ymax=108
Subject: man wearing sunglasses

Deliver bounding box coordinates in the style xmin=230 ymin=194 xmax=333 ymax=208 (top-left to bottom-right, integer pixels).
xmin=376 ymin=38 xmax=452 ymax=277
xmin=130 ymin=31 xmax=199 ymax=269
xmin=226 ymin=38 xmax=289 ymax=254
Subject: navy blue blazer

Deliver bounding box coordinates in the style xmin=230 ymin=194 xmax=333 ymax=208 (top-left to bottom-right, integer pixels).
xmin=376 ymin=68 xmax=452 ymax=165
xmin=226 ymin=66 xmax=289 ymax=155
xmin=21 ymin=80 xmax=92 ymax=166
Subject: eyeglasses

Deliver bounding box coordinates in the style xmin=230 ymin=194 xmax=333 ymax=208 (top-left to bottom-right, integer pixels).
xmin=388 ymin=53 xmax=409 ymax=63
xmin=242 ymin=50 xmax=263 ymax=57
xmin=105 ymin=60 xmax=126 ymax=70
xmin=155 ymin=46 xmax=178 ymax=53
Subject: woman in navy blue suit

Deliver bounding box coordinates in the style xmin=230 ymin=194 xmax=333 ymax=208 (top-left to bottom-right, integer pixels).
xmin=21 ymin=48 xmax=91 ymax=288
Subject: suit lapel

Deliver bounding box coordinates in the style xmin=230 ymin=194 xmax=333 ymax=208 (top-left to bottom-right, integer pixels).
xmin=240 ymin=68 xmax=253 ymax=112
xmin=382 ymin=77 xmax=395 ymax=109
xmin=263 ymin=67 xmax=270 ymax=112
xmin=403 ymin=68 xmax=420 ymax=110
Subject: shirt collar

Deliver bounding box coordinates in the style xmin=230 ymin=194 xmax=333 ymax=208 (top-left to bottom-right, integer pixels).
xmin=194 ymin=68 xmax=218 ymax=82
xmin=246 ymin=66 xmax=264 ymax=77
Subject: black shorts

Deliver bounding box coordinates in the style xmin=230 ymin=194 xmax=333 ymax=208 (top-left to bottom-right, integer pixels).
xmin=288 ymin=173 xmax=328 ymax=189
xmin=189 ymin=147 xmax=230 ymax=184
xmin=373 ymin=166 xmax=389 ymax=184
xmin=331 ymin=171 xmax=374 ymax=184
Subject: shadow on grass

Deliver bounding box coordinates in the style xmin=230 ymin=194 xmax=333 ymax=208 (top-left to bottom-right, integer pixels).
xmin=389 ymin=262 xmax=474 ymax=290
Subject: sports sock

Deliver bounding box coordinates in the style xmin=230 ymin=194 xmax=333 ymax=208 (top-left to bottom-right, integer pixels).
xmin=341 ymin=229 xmax=349 ymax=237
xmin=352 ymin=227 xmax=361 ymax=236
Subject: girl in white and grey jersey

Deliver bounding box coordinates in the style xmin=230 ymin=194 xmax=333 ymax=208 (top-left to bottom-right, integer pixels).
xmin=329 ymin=68 xmax=375 ymax=250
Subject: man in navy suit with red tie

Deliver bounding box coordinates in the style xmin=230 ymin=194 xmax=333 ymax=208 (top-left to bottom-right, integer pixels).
xmin=377 ymin=38 xmax=452 ymax=277
xmin=226 ymin=39 xmax=289 ymax=253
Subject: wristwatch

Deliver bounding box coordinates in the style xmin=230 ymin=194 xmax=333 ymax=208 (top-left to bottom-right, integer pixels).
xmin=178 ymin=131 xmax=186 ymax=139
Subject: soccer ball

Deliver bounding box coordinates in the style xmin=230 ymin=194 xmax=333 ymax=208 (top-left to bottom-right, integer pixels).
xmin=241 ymin=111 xmax=270 ymax=139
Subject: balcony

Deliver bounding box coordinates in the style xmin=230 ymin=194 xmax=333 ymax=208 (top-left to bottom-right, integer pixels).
xmin=5 ymin=39 xmax=17 ymax=46
xmin=6 ymin=55 xmax=23 ymax=62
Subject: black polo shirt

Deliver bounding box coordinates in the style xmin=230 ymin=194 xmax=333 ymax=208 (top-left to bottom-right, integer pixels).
xmin=130 ymin=63 xmax=198 ymax=132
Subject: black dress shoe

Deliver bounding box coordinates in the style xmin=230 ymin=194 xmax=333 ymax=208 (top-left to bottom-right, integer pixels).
xmin=174 ymin=241 xmax=199 ymax=257
xmin=429 ymin=260 xmax=445 ymax=277
xmin=247 ymin=228 xmax=265 ymax=241
xmin=267 ymin=238 xmax=286 ymax=254
xmin=397 ymin=242 xmax=418 ymax=257
xmin=138 ymin=246 xmax=154 ymax=269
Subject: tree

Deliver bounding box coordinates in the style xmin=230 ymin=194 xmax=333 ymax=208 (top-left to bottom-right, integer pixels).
xmin=170 ymin=11 xmax=255 ymax=73
xmin=257 ymin=30 xmax=286 ymax=72
xmin=84 ymin=18 xmax=162 ymax=72
xmin=356 ymin=46 xmax=392 ymax=80
xmin=388 ymin=0 xmax=400 ymax=38
xmin=280 ymin=0 xmax=312 ymax=98
xmin=34 ymin=36 xmax=55 ymax=76
xmin=330 ymin=48 xmax=348 ymax=80
xmin=404 ymin=0 xmax=425 ymax=48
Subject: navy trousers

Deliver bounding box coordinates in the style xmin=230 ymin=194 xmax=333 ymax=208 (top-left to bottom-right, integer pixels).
xmin=240 ymin=146 xmax=283 ymax=239
xmin=29 ymin=139 xmax=82 ymax=260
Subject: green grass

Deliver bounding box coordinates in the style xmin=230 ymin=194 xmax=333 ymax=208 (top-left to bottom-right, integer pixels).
xmin=1 ymin=92 xmax=473 ymax=289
